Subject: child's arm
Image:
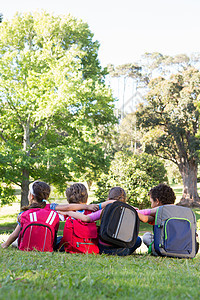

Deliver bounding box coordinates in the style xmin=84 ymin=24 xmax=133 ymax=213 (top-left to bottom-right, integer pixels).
xmin=54 ymin=203 xmax=99 ymax=212
xmin=57 ymin=200 xmax=116 ymax=222
xmin=1 ymin=224 xmax=21 ymax=249
xmin=149 ymin=207 xmax=159 ymax=216
xmin=55 ymin=199 xmax=115 ymax=212
xmin=137 ymin=207 xmax=158 ymax=217
xmin=99 ymin=199 xmax=116 ymax=209
xmin=138 ymin=213 xmax=155 ymax=223
xmin=57 ymin=209 xmax=103 ymax=222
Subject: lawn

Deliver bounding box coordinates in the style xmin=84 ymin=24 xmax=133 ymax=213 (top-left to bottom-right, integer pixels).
xmin=0 ymin=247 xmax=200 ymax=299
xmin=0 ymin=216 xmax=200 ymax=299
xmin=1 ymin=188 xmax=200 ymax=299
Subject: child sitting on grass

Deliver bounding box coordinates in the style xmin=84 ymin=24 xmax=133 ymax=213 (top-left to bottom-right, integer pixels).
xmin=58 ymin=186 xmax=154 ymax=256
xmin=64 ymin=182 xmax=113 ymax=210
xmin=140 ymin=183 xmax=199 ymax=255
xmin=57 ymin=183 xmax=115 ymax=252
xmin=1 ymin=181 xmax=98 ymax=250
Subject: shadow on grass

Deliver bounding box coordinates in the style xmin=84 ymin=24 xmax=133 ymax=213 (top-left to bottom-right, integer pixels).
xmin=0 ymin=222 xmax=16 ymax=234
xmin=0 ymin=213 xmax=18 ymax=221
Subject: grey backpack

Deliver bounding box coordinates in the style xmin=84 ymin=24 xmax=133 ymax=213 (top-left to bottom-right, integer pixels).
xmin=154 ymin=205 xmax=197 ymax=258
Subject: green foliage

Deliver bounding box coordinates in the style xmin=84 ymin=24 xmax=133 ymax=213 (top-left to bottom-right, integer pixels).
xmin=107 ymin=63 xmax=142 ymax=79
xmin=0 ymin=11 xmax=117 ymax=206
xmin=95 ymin=151 xmax=168 ymax=208
xmin=137 ymin=68 xmax=200 ymax=162
xmin=142 ymin=52 xmax=191 ymax=75
xmin=136 ymin=67 xmax=200 ymax=201
xmin=117 ymin=112 xmax=143 ymax=152
xmin=0 ymin=184 xmax=17 ymax=206
xmin=165 ymin=161 xmax=182 ymax=185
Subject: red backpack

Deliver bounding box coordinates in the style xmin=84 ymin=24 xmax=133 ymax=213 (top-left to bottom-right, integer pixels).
xmin=18 ymin=207 xmax=59 ymax=252
xmin=60 ymin=211 xmax=99 ymax=254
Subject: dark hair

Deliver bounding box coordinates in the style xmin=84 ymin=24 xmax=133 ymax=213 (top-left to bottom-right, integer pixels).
xmin=148 ymin=183 xmax=176 ymax=205
xmin=108 ymin=187 xmax=126 ymax=203
xmin=22 ymin=181 xmax=51 ymax=211
xmin=65 ymin=183 xmax=88 ymax=204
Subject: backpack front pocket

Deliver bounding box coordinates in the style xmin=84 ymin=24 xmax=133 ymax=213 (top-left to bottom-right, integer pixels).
xmin=164 ymin=218 xmax=192 ymax=254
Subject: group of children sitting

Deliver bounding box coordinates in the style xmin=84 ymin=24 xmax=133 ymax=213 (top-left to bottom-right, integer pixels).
xmin=1 ymin=181 xmax=193 ymax=256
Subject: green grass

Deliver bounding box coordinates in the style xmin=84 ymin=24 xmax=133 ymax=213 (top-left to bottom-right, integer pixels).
xmin=0 ymin=248 xmax=200 ymax=299
xmin=0 ymin=220 xmax=200 ymax=299
xmin=0 ymin=214 xmax=18 ymax=234
xmin=1 ymin=193 xmax=200 ymax=299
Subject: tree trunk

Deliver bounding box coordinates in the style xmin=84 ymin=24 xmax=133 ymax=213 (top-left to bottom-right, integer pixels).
xmin=87 ymin=180 xmax=93 ymax=191
xmin=21 ymin=169 xmax=29 ymax=207
xmin=177 ymin=161 xmax=200 ymax=207
xmin=21 ymin=118 xmax=31 ymax=208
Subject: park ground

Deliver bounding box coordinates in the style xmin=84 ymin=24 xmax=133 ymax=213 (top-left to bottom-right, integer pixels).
xmin=1 ymin=183 xmax=200 ymax=252
xmin=0 ymin=184 xmax=200 ymax=299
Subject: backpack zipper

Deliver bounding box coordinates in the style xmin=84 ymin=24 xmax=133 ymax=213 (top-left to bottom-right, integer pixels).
xmin=76 ymin=242 xmax=94 ymax=248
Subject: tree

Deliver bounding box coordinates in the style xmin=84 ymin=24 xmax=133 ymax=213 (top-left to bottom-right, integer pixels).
xmin=141 ymin=52 xmax=193 ymax=77
xmin=107 ymin=63 xmax=142 ymax=117
xmin=117 ymin=112 xmax=143 ymax=153
xmin=137 ymin=67 xmax=200 ymax=206
xmin=95 ymin=151 xmax=167 ymax=208
xmin=0 ymin=12 xmax=116 ymax=207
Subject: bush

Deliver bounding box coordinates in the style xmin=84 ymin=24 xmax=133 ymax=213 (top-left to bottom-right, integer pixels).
xmin=0 ymin=184 xmax=17 ymax=206
xmin=95 ymin=151 xmax=168 ymax=208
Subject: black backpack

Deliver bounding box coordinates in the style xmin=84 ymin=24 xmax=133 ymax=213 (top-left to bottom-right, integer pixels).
xmin=99 ymin=201 xmax=140 ymax=248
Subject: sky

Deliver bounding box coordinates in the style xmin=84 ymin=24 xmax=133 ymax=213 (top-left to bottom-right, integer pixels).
xmin=1 ymin=0 xmax=200 ymax=68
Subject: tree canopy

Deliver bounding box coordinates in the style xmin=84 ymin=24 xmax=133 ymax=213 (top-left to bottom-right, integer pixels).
xmin=0 ymin=11 xmax=117 ymax=206
xmin=136 ymin=67 xmax=200 ymax=205
xmin=95 ymin=151 xmax=167 ymax=208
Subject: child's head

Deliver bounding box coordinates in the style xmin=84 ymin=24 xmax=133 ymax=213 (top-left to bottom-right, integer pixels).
xmin=22 ymin=181 xmax=51 ymax=211
xmin=65 ymin=183 xmax=88 ymax=204
xmin=108 ymin=186 xmax=126 ymax=203
xmin=148 ymin=183 xmax=176 ymax=208
xmin=29 ymin=181 xmax=51 ymax=203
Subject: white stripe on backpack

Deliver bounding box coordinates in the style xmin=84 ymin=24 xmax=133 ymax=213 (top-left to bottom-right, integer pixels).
xmin=33 ymin=212 xmax=37 ymax=221
xmin=46 ymin=211 xmax=57 ymax=225
xmin=49 ymin=212 xmax=57 ymax=225
xmin=30 ymin=213 xmax=33 ymax=222
xmin=42 ymin=227 xmax=48 ymax=251
xmin=29 ymin=212 xmax=37 ymax=222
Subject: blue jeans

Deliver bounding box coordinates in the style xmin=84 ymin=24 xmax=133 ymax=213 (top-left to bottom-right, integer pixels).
xmin=98 ymin=236 xmax=142 ymax=256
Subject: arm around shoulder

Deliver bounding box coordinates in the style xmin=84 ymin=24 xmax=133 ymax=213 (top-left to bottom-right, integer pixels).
xmin=55 ymin=203 xmax=98 ymax=212
xmin=57 ymin=211 xmax=92 ymax=222
xmin=100 ymin=200 xmax=116 ymax=209
xmin=137 ymin=213 xmax=155 ymax=224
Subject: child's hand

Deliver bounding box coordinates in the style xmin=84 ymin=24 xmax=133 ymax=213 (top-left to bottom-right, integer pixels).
xmin=87 ymin=204 xmax=99 ymax=211
xmin=148 ymin=216 xmax=155 ymax=224
xmin=1 ymin=242 xmax=8 ymax=249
